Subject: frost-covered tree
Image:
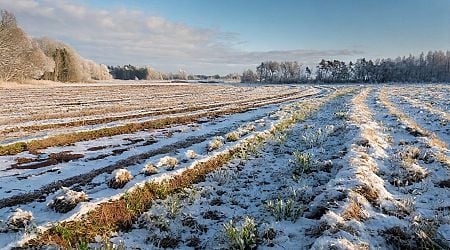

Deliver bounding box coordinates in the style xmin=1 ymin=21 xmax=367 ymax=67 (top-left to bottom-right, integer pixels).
xmin=251 ymin=50 xmax=450 ymax=84
xmin=35 ymin=37 xmax=111 ymax=82
xmin=241 ymin=69 xmax=258 ymax=82
xmin=36 ymin=37 xmax=87 ymax=82
xmin=84 ymin=60 xmax=111 ymax=81
xmin=0 ymin=10 xmax=54 ymax=82
xmin=145 ymin=67 xmax=162 ymax=80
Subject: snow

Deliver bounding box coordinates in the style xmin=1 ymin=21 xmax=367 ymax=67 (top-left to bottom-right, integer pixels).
xmin=48 ymin=187 xmax=88 ymax=213
xmin=85 ymin=87 xmax=354 ymax=249
xmin=5 ymin=208 xmax=34 ymax=231
xmin=1 ymin=84 xmax=449 ymax=249
xmin=108 ymin=169 xmax=134 ymax=188
xmin=184 ymin=150 xmax=197 ymax=159
xmin=156 ymin=156 xmax=179 ymax=169
xmin=142 ymin=163 xmax=158 ymax=176
xmin=0 ymin=86 xmax=329 ymax=249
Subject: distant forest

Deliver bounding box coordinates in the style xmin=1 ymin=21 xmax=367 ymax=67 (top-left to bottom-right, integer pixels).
xmin=108 ymin=65 xmax=240 ymax=82
xmin=108 ymin=65 xmax=163 ymax=80
xmin=242 ymin=51 xmax=450 ymax=83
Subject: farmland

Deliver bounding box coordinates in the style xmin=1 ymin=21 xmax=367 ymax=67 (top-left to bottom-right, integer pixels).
xmin=0 ymin=82 xmax=449 ymax=249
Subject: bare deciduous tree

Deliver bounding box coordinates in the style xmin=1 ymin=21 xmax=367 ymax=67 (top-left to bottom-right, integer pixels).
xmin=241 ymin=69 xmax=258 ymax=82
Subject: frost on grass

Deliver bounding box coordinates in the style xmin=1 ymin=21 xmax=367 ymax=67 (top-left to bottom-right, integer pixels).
xmin=48 ymin=187 xmax=88 ymax=213
xmin=185 ymin=150 xmax=197 ymax=159
xmin=156 ymin=156 xmax=179 ymax=170
xmin=223 ymin=217 xmax=258 ymax=250
xmin=382 ymin=214 xmax=448 ymax=249
xmin=255 ymin=118 xmax=266 ymax=127
xmin=6 ymin=208 xmax=34 ymax=231
xmin=390 ymin=146 xmax=430 ymax=186
xmin=239 ymin=123 xmax=257 ymax=136
xmin=108 ymin=169 xmax=133 ymax=189
xmin=312 ymin=236 xmax=367 ymax=250
xmin=207 ymin=169 xmax=236 ymax=185
xmin=290 ymin=151 xmax=314 ymax=175
xmin=265 ymin=198 xmax=303 ymax=222
xmin=225 ymin=131 xmax=240 ymax=142
xmin=208 ymin=136 xmax=224 ymax=152
xmin=142 ymin=163 xmax=158 ymax=176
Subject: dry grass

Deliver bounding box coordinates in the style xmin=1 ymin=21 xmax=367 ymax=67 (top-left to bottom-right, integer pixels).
xmin=354 ymin=183 xmax=380 ymax=206
xmin=382 ymin=219 xmax=444 ymax=250
xmin=379 ymin=88 xmax=449 ymax=161
xmin=28 ymin=147 xmax=240 ymax=248
xmin=12 ymin=151 xmax=84 ymax=170
xmin=108 ymin=169 xmax=133 ymax=189
xmin=396 ymin=147 xmax=429 ymax=183
xmin=156 ymin=156 xmax=179 ymax=170
xmin=225 ymin=131 xmax=241 ymax=142
xmin=48 ymin=188 xmax=88 ymax=213
xmin=1 ymin=87 xmax=313 ymax=133
xmin=0 ymin=90 xmax=317 ymax=156
xmin=208 ymin=136 xmax=224 ymax=151
xmin=0 ymin=109 xmax=232 ymax=156
xmin=341 ymin=197 xmax=366 ymax=221
xmin=24 ymin=87 xmax=355 ymax=248
xmin=0 ymin=79 xmax=65 ymax=89
xmin=142 ymin=163 xmax=158 ymax=176
xmin=435 ymin=152 xmax=450 ymax=168
xmin=6 ymin=208 xmax=34 ymax=231
xmin=400 ymin=95 xmax=449 ymax=122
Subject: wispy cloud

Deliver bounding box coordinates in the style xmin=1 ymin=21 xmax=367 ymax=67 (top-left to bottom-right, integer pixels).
xmin=0 ymin=0 xmax=363 ymax=74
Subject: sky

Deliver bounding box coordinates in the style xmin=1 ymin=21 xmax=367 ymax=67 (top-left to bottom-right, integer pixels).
xmin=1 ymin=0 xmax=449 ymax=74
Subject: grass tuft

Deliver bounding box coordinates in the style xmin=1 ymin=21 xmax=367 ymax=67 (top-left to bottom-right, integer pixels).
xmin=224 ymin=217 xmax=258 ymax=250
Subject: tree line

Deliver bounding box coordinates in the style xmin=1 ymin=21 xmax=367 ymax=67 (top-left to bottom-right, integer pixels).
xmin=108 ymin=65 xmax=241 ymax=82
xmin=108 ymin=66 xmax=198 ymax=81
xmin=108 ymin=65 xmax=163 ymax=80
xmin=0 ymin=10 xmax=111 ymax=83
xmin=242 ymin=51 xmax=450 ymax=83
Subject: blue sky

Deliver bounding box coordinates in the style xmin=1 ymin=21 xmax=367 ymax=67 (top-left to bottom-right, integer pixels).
xmin=87 ymin=0 xmax=450 ymax=56
xmin=2 ymin=0 xmax=449 ymax=74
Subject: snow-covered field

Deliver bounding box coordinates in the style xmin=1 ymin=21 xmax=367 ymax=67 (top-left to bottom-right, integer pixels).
xmin=0 ymin=83 xmax=448 ymax=249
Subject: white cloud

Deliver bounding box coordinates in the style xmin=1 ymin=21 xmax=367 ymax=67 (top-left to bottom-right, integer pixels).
xmin=0 ymin=0 xmax=363 ymax=74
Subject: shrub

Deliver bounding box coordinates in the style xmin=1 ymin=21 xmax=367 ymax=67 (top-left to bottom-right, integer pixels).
xmin=36 ymin=37 xmax=112 ymax=82
xmin=108 ymin=169 xmax=133 ymax=189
